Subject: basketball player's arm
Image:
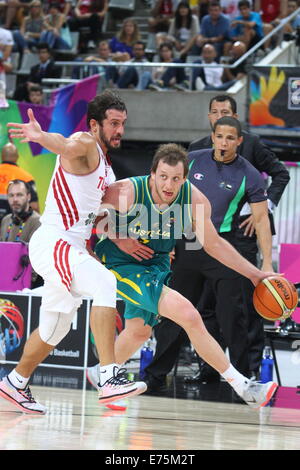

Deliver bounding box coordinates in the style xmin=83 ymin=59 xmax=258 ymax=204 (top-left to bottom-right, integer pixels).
xmin=7 ymin=109 xmax=94 ymax=160
xmin=250 ymin=201 xmax=273 ymax=272
xmin=191 ymin=186 xmax=275 ymax=286
xmin=101 ymin=180 xmax=154 ymax=261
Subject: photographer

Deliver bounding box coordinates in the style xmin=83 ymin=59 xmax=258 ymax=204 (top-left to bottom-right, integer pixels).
xmin=0 ymin=179 xmax=40 ymax=243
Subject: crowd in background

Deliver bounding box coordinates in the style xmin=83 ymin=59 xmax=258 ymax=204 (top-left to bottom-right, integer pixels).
xmin=0 ymin=0 xmax=299 ymax=100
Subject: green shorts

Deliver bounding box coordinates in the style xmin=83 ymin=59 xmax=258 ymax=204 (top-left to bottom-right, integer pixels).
xmin=109 ymin=263 xmax=172 ymax=327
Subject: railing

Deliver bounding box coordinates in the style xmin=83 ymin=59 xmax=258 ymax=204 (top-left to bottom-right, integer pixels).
xmin=53 ymin=7 xmax=300 ymax=78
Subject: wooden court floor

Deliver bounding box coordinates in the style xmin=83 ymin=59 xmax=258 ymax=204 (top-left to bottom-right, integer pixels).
xmin=1 ymin=385 xmax=300 ymax=450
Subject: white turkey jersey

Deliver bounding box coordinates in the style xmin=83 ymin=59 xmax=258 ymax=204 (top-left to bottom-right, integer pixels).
xmin=40 ymin=143 xmax=115 ymax=240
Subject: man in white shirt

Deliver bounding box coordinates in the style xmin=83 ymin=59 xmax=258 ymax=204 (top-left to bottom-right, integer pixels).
xmin=192 ymin=43 xmax=236 ymax=91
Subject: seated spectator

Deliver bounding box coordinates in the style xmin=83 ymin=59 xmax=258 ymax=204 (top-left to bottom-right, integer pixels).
xmin=72 ymin=40 xmax=119 ymax=86
xmin=230 ymin=0 xmax=263 ymax=50
xmin=69 ymin=0 xmax=108 ymax=49
xmin=254 ymin=0 xmax=286 ymax=24
xmin=0 ymin=143 xmax=39 ymax=220
xmin=40 ymin=2 xmax=71 ymax=50
xmin=272 ymin=0 xmax=300 ymax=33
xmin=157 ymin=1 xmax=200 ymax=56
xmin=28 ymin=84 xmax=44 ymax=104
xmin=146 ymin=41 xmax=188 ymax=90
xmin=44 ymin=0 xmax=72 ymax=17
xmin=0 ymin=179 xmax=42 ymax=288
xmin=221 ymin=39 xmax=247 ymax=81
xmin=191 ymin=42 xmax=236 ymax=89
xmin=194 ymin=0 xmax=231 ymax=58
xmin=117 ymin=41 xmax=150 ymax=90
xmin=0 ymin=26 xmax=13 ymax=88
xmin=3 ymin=0 xmax=32 ymax=29
xmin=148 ymin=0 xmax=178 ymax=34
xmin=13 ymin=42 xmax=61 ymax=101
xmin=12 ymin=0 xmax=45 ymax=54
xmin=109 ymin=18 xmax=141 ymax=61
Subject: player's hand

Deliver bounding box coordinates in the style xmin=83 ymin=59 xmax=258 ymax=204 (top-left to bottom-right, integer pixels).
xmin=113 ymin=238 xmax=154 ymax=261
xmin=7 ymin=108 xmax=42 ymax=143
xmin=239 ymin=215 xmax=255 ymax=237
xmin=251 ymin=270 xmax=284 ymax=287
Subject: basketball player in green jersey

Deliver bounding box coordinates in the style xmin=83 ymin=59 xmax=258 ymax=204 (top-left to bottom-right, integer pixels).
xmin=90 ymin=143 xmax=278 ymax=408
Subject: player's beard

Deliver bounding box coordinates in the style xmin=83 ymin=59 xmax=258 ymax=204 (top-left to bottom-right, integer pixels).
xmin=99 ymin=126 xmax=122 ymax=151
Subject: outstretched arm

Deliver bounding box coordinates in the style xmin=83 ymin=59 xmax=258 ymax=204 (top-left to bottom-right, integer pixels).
xmin=191 ymin=186 xmax=276 ymax=286
xmin=7 ymin=108 xmax=94 ymax=161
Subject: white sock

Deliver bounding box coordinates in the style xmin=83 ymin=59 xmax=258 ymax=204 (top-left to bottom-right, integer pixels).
xmin=99 ymin=363 xmax=119 ymax=386
xmin=221 ymin=364 xmax=249 ymax=396
xmin=8 ymin=369 xmax=29 ymax=389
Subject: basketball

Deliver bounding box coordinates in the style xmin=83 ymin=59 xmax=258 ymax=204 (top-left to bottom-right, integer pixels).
xmin=253 ymin=276 xmax=299 ymax=321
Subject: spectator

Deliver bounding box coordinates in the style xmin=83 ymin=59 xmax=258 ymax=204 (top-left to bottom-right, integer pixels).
xmin=44 ymin=0 xmax=72 ymax=17
xmin=230 ymin=0 xmax=263 ymax=50
xmin=157 ymin=1 xmax=200 ymax=56
xmin=194 ymin=0 xmax=231 ymax=57
xmin=40 ymin=2 xmax=71 ymax=50
xmin=221 ymin=39 xmax=247 ymax=82
xmin=0 ymin=26 xmax=13 ymax=89
xmin=254 ymin=0 xmax=286 ymax=24
xmin=147 ymin=41 xmax=188 ymax=90
xmin=28 ymin=84 xmax=44 ymax=104
xmin=272 ymin=0 xmax=300 ymax=34
xmin=72 ymin=40 xmax=119 ymax=86
xmin=109 ymin=18 xmax=141 ymax=61
xmin=191 ymin=42 xmax=236 ymax=90
xmin=0 ymin=143 xmax=40 ymax=220
xmin=0 ymin=179 xmax=42 ymax=288
xmin=148 ymin=0 xmax=178 ymax=34
xmin=13 ymin=42 xmax=61 ymax=102
xmin=0 ymin=179 xmax=40 ymax=243
xmin=117 ymin=41 xmax=150 ymax=90
xmin=12 ymin=0 xmax=45 ymax=54
xmin=3 ymin=0 xmax=32 ymax=29
xmin=69 ymin=0 xmax=108 ymax=49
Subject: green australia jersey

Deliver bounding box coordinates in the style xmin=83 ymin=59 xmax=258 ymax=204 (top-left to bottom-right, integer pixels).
xmin=95 ymin=175 xmax=193 ymax=269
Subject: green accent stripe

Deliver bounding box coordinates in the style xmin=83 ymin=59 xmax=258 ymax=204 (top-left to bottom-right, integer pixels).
xmin=219 ymin=177 xmax=246 ymax=232
xmin=189 ymin=159 xmax=195 ymax=171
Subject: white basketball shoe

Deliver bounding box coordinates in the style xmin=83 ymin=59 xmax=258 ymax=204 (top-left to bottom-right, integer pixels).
xmin=0 ymin=376 xmax=47 ymax=414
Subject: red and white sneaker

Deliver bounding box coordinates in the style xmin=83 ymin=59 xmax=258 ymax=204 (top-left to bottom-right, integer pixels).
xmin=98 ymin=366 xmax=147 ymax=405
xmin=0 ymin=376 xmax=47 ymax=414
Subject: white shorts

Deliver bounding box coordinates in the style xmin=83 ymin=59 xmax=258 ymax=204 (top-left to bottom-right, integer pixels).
xmin=29 ymin=225 xmax=116 ymax=313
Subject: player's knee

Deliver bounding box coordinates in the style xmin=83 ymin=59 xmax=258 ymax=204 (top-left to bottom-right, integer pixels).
xmin=130 ymin=325 xmax=152 ymax=344
xmin=180 ymin=306 xmax=204 ymax=332
xmin=39 ymin=311 xmax=73 ymax=346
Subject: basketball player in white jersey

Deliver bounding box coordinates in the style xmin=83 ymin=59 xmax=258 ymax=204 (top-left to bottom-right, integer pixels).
xmin=0 ymin=90 xmax=147 ymax=414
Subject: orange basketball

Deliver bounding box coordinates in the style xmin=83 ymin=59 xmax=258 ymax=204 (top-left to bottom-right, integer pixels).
xmin=253 ymin=276 xmax=299 ymax=321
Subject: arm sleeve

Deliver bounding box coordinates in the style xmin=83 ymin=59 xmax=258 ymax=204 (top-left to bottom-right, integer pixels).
xmin=251 ymin=135 xmax=290 ymax=206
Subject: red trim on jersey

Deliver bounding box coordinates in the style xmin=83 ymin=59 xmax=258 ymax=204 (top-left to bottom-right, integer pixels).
xmin=54 ymin=239 xmax=72 ymax=291
xmin=58 ymin=167 xmax=79 ymax=223
xmin=52 ymin=166 xmax=80 ymax=230
xmin=52 ymin=178 xmax=69 ymax=230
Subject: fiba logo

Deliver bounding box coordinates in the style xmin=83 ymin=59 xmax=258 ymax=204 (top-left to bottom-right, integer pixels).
xmin=0 ymin=299 xmax=24 ymax=357
xmin=288 ymin=78 xmax=300 ymax=109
